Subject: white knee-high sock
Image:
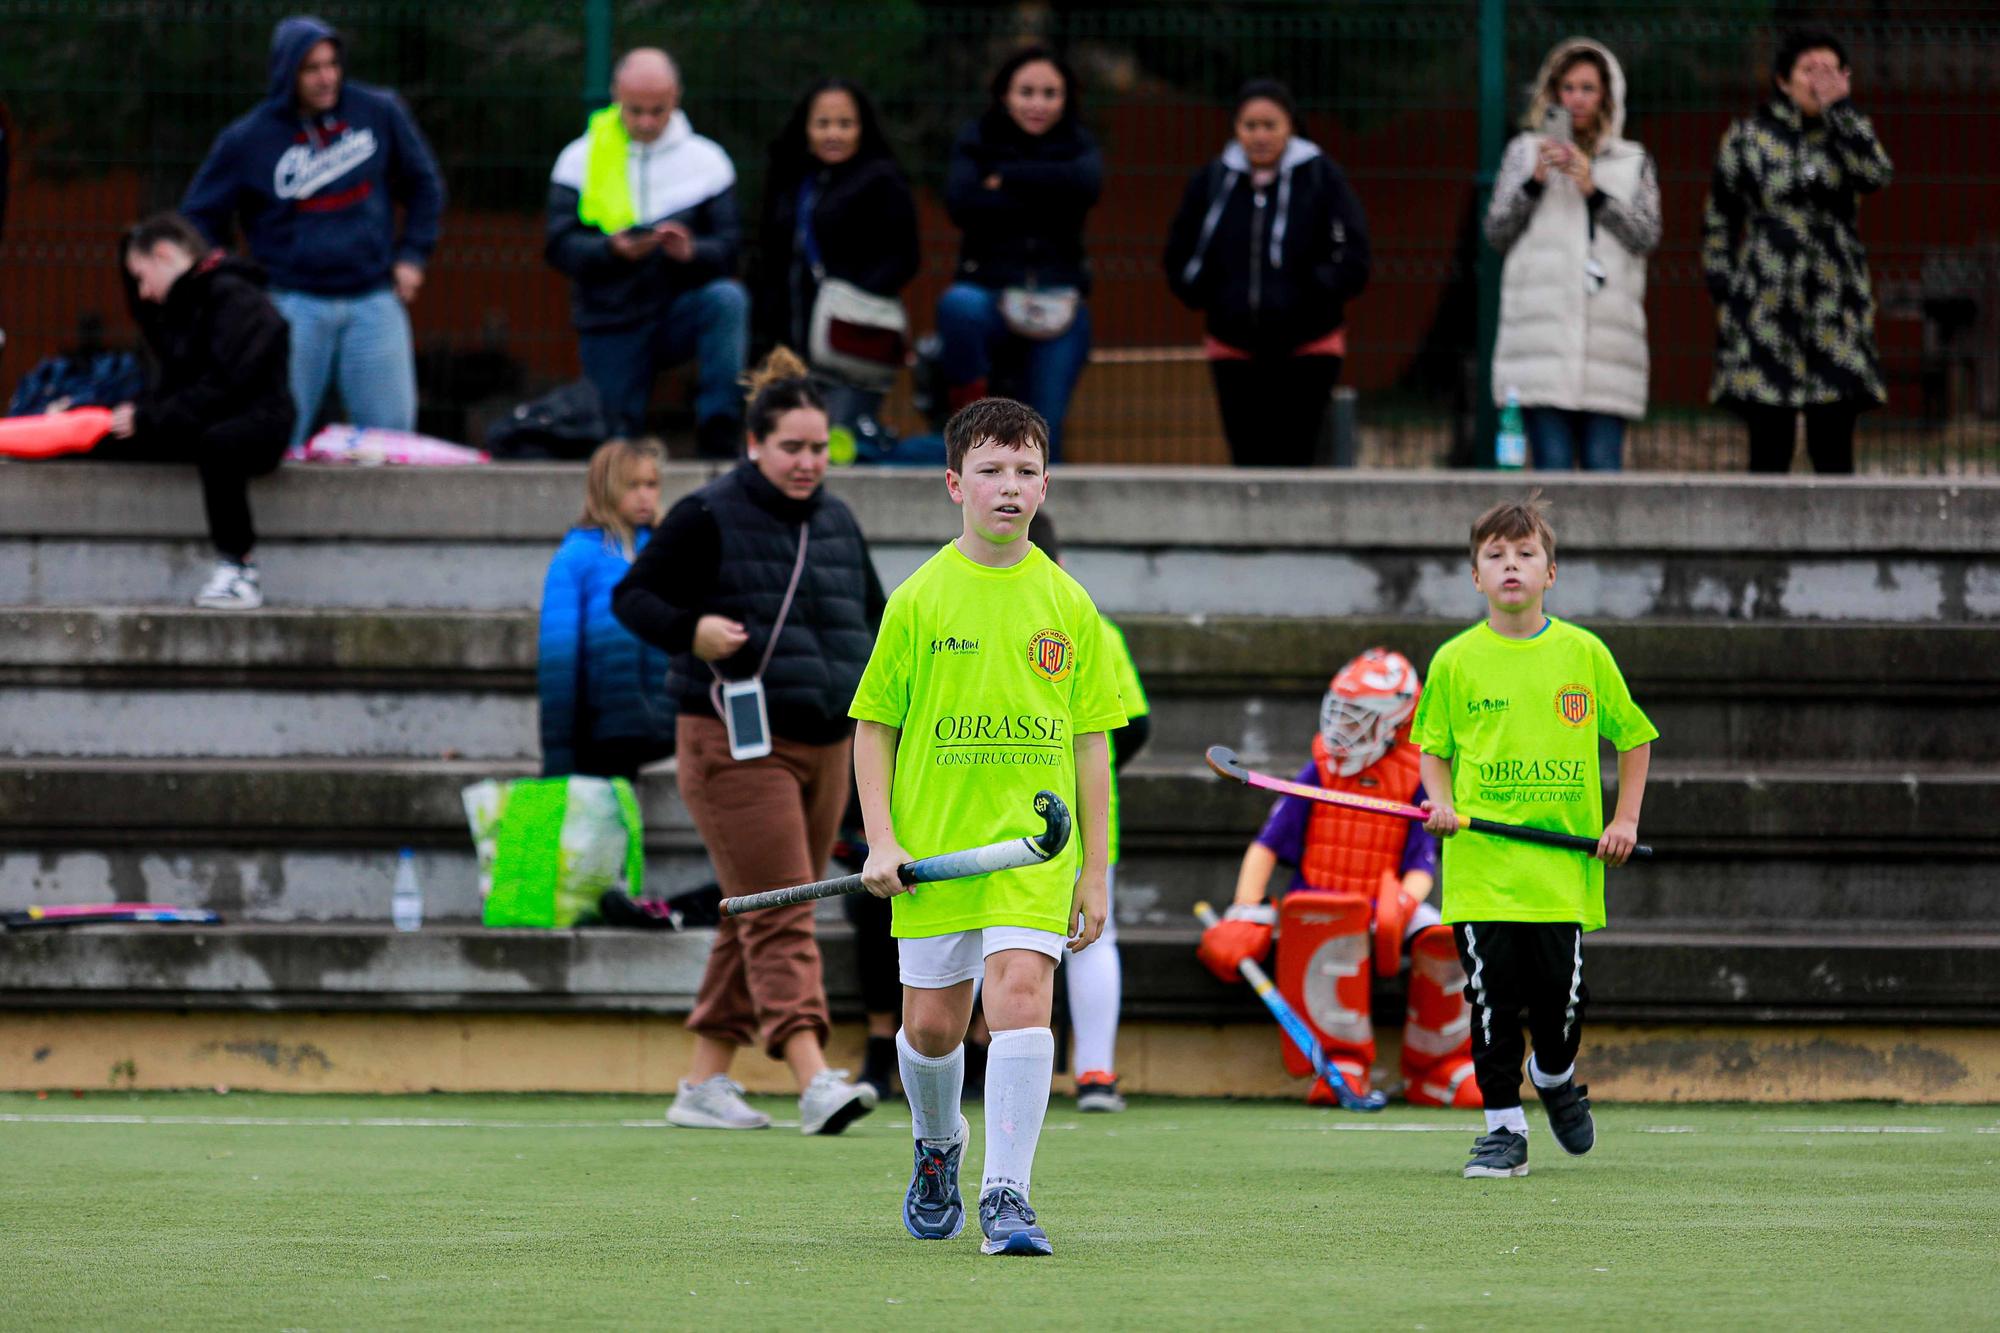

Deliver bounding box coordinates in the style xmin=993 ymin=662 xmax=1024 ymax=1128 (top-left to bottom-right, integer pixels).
xmin=1064 ymin=933 xmax=1121 ymax=1075
xmin=981 ymin=1026 xmax=1055 ymax=1199
xmin=896 ymin=1028 xmax=964 ymax=1144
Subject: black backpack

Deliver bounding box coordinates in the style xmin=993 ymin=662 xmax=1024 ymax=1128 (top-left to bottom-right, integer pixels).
xmin=484 ymin=379 xmax=609 ymax=460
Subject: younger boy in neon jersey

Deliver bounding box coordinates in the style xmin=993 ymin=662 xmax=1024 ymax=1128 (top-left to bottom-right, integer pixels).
xmin=851 ymin=398 xmax=1125 ymax=1255
xmin=1413 ymin=494 xmax=1654 ymax=1179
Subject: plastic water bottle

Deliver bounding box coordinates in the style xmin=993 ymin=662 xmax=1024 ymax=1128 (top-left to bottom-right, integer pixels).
xmin=1496 ymin=387 xmax=1527 ymax=470
xmin=392 ymin=849 xmax=423 ymax=932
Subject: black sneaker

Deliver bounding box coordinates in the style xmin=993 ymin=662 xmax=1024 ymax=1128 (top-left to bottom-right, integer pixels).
xmin=1537 ymin=1079 xmax=1595 ymax=1156
xmin=1464 ymin=1128 xmax=1530 ymax=1178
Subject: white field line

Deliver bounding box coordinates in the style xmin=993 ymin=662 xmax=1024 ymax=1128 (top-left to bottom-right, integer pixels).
xmin=0 ymin=1114 xmax=1976 ymax=1135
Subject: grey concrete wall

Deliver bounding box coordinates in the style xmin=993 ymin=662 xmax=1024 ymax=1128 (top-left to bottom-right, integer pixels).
xmin=9 ymin=463 xmax=2000 ymax=619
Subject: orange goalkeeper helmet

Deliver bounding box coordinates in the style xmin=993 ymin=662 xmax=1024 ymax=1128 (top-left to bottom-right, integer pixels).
xmin=1318 ymin=647 xmax=1422 ymax=777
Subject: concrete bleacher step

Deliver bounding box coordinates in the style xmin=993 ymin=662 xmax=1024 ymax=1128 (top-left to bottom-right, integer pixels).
xmin=5 ymin=924 xmax=1995 ymax=1025
xmin=4 ymin=758 xmax=1994 ymax=934
xmin=8 ymin=463 xmax=1998 ymax=621
xmin=6 ymin=608 xmax=1991 ymax=764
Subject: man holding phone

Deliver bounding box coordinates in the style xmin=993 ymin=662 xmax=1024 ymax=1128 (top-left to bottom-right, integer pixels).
xmin=546 ymin=46 xmax=749 ymax=457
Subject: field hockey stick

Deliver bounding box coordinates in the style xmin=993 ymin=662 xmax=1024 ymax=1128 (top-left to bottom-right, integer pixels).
xmin=1192 ymin=900 xmax=1388 ymax=1112
xmin=721 ymin=789 xmax=1072 ymax=917
xmin=1206 ymin=746 xmax=1653 ymax=860
xmin=1 ymin=904 xmax=222 ymax=930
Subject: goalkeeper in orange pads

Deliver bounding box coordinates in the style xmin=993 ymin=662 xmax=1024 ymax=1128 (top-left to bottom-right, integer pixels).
xmin=1198 ymin=648 xmax=1481 ymax=1108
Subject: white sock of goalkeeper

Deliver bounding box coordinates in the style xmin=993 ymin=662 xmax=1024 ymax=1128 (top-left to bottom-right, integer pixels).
xmin=981 ymin=1026 xmax=1055 ymax=1199
xmin=1064 ymin=930 xmax=1121 ymax=1074
xmin=896 ymin=1028 xmax=964 ymax=1144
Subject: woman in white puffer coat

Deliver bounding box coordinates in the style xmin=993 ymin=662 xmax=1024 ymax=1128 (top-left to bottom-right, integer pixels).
xmin=1486 ymin=38 xmax=1660 ymax=471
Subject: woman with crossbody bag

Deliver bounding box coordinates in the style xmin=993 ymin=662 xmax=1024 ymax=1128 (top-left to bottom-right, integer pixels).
xmin=755 ymin=79 xmax=920 ymax=452
xmin=612 ymin=348 xmax=888 ymax=1135
xmin=935 ymin=45 xmax=1103 ymax=462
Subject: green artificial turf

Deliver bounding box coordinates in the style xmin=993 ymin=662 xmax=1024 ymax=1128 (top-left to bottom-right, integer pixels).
xmin=3 ymin=1093 xmax=1996 ymax=1329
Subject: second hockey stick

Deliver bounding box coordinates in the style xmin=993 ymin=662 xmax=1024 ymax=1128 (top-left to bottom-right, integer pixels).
xmin=722 ymin=789 xmax=1073 ymax=916
xmin=1205 ymin=746 xmax=1652 ymax=860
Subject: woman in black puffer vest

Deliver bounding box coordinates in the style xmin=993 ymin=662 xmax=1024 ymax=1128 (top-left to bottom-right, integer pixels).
xmin=1164 ymin=80 xmax=1371 ymax=468
xmin=613 ymin=347 xmax=886 ymax=1136
xmin=755 ymin=78 xmax=920 ymax=447
xmin=935 ymin=46 xmax=1103 ymax=462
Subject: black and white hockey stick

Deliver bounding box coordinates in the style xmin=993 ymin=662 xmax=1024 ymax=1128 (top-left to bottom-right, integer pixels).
xmin=721 ymin=790 xmax=1073 ymax=917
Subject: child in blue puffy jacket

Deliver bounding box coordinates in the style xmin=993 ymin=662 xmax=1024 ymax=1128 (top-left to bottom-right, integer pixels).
xmin=537 ymin=438 xmax=677 ymax=779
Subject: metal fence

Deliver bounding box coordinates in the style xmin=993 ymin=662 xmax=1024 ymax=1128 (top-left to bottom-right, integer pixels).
xmin=4 ymin=1 xmax=1998 ymax=472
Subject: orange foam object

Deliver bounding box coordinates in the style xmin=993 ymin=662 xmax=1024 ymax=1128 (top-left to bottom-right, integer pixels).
xmin=0 ymin=407 xmax=115 ymax=459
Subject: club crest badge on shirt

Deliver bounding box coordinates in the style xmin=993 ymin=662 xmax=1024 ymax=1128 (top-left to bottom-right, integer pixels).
xmin=1555 ymin=682 xmax=1595 ymax=727
xmin=1027 ymin=629 xmax=1074 ymax=683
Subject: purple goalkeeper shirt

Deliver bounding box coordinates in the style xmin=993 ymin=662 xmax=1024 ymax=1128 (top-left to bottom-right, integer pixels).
xmin=1254 ymin=759 xmax=1439 ymax=892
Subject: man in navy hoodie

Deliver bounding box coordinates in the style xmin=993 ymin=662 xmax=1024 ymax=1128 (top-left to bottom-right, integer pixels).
xmin=182 ymin=15 xmax=444 ymax=446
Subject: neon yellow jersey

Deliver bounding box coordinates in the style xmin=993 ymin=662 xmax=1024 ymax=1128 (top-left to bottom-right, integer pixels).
xmin=1410 ymin=618 xmax=1657 ymax=930
xmin=1102 ymin=617 xmax=1149 ymax=865
xmin=850 ymin=542 xmax=1128 ymax=937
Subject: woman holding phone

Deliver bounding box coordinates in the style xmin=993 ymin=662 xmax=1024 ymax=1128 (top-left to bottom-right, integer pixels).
xmin=1485 ymin=38 xmax=1659 ymax=471
xmin=613 ymin=347 xmax=886 ymax=1136
xmin=1703 ymin=30 xmax=1892 ymax=474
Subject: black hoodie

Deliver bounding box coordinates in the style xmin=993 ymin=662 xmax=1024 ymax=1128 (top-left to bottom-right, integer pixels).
xmin=1163 ymin=137 xmax=1372 ymax=357
xmin=755 ymin=154 xmax=920 ymax=352
xmin=122 ymin=253 xmax=295 ymax=440
xmin=944 ymin=109 xmax=1103 ymax=293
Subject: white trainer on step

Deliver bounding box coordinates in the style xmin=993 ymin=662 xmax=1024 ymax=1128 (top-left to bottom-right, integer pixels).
xmin=194 ymin=560 xmax=262 ymax=611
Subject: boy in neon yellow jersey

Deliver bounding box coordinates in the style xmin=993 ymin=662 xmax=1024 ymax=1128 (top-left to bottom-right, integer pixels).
xmin=851 ymin=398 xmax=1125 ymax=1256
xmin=1413 ymin=494 xmax=1654 ymax=1180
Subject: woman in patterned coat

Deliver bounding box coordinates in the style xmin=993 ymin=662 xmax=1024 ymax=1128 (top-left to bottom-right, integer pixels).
xmin=1703 ymin=30 xmax=1893 ymax=474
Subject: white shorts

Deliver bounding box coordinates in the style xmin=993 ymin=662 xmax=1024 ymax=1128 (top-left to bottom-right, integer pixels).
xmin=897 ymin=927 xmax=1068 ymax=989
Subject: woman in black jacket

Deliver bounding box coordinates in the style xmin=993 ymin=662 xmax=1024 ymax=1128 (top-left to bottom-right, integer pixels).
xmin=756 ymin=78 xmax=920 ymax=448
xmin=936 ymin=46 xmax=1103 ymax=462
xmin=612 ymin=347 xmax=886 ymax=1137
xmin=1164 ymin=81 xmax=1371 ymax=467
xmin=104 ymin=212 xmax=295 ymax=609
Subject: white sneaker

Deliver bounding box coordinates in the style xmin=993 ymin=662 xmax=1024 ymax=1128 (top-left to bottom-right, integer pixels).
xmin=799 ymin=1068 xmax=877 ymax=1136
xmin=666 ymin=1075 xmax=770 ymax=1130
xmin=194 ymin=560 xmax=263 ymax=611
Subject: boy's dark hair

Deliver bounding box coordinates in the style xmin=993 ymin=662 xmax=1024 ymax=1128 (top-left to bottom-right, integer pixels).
xmin=1029 ymin=510 xmax=1061 ymax=563
xmin=944 ymin=397 xmax=1049 ymax=474
xmin=1469 ymin=491 xmax=1556 ymax=564
xmin=120 ymin=212 xmax=208 ymax=263
xmin=1772 ymin=29 xmax=1849 ymax=87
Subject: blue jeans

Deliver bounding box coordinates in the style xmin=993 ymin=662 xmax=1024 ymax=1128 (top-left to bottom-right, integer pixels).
xmin=269 ymin=286 xmax=417 ymax=447
xmin=1522 ymin=408 xmax=1626 ymax=471
xmin=578 ymin=278 xmax=749 ymax=438
xmin=935 ymin=282 xmax=1091 ymax=462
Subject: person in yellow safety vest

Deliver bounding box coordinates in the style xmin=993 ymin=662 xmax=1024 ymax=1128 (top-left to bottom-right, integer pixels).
xmin=545 ymin=47 xmax=749 ymax=457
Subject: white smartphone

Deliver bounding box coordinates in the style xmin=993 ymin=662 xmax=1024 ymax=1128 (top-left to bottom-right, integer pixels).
xmin=1542 ymin=105 xmax=1573 ymax=145
xmin=720 ymin=678 xmax=773 ymax=761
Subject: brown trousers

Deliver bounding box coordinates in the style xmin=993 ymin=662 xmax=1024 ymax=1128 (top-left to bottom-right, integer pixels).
xmin=678 ymin=714 xmax=850 ymax=1057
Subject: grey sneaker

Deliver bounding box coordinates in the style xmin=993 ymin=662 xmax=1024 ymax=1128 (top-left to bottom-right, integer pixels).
xmin=799 ymin=1068 xmax=877 ymax=1136
xmin=903 ymin=1115 xmax=968 ymax=1240
xmin=1464 ymin=1128 xmax=1530 ymax=1178
xmin=979 ymin=1187 xmax=1052 ymax=1256
xmin=666 ymin=1075 xmax=770 ymax=1130
xmin=195 ymin=560 xmax=262 ymax=611
xmin=1537 ymin=1079 xmax=1595 ymax=1156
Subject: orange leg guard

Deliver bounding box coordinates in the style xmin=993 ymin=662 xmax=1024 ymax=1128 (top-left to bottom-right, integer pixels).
xmin=1401 ymin=924 xmax=1482 ymax=1108
xmin=1277 ymin=892 xmax=1375 ymax=1100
